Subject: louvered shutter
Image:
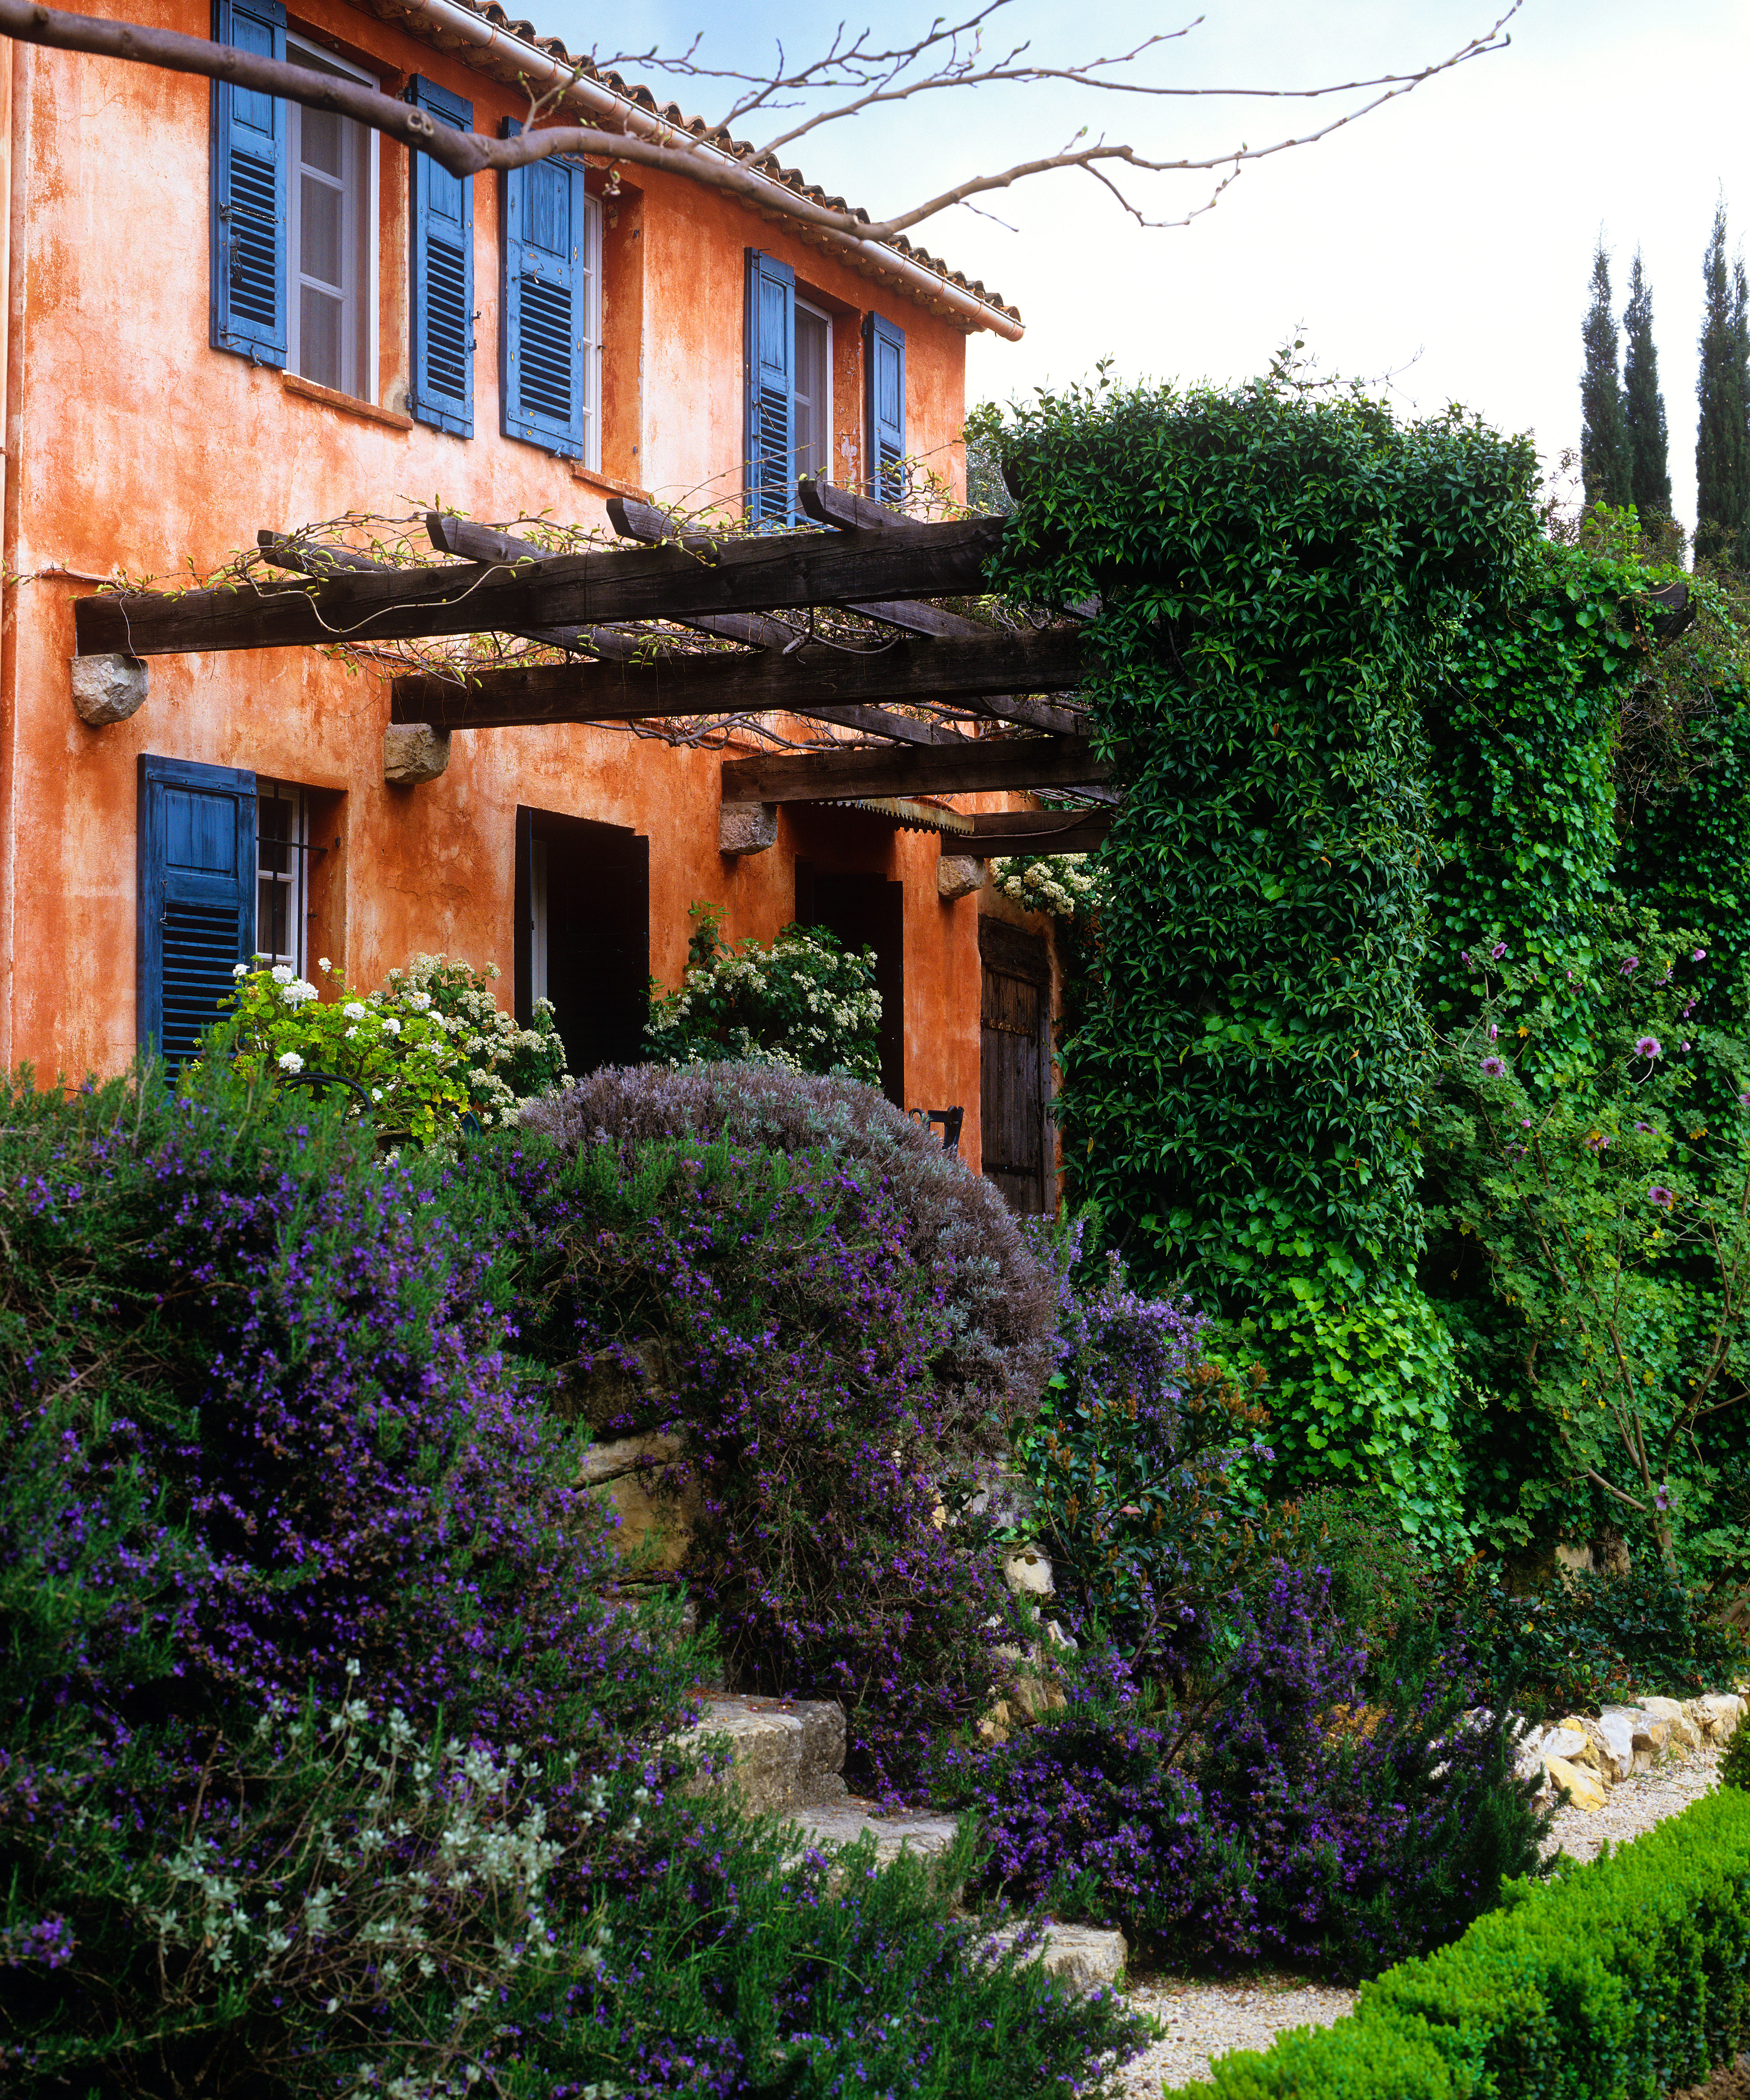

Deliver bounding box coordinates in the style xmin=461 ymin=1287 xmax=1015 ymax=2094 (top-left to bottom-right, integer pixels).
xmin=502 ymin=140 xmax=584 ymax=457
xmin=408 ymin=77 xmax=474 ymax=437
xmin=866 ymin=311 xmax=906 ymax=507
xmin=210 ymin=0 xmax=288 ymax=366
xmin=744 ymin=250 xmax=796 ymax=524
xmin=138 ymin=756 xmax=257 ymax=1073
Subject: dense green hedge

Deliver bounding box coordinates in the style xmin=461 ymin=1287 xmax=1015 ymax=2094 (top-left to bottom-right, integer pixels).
xmin=1164 ymin=1785 xmax=1750 ymax=2098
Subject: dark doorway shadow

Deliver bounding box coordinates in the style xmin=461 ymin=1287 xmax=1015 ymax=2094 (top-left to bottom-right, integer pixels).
xmin=515 ymin=808 xmax=650 ymax=1073
xmin=794 ymin=860 xmax=904 ymax=1104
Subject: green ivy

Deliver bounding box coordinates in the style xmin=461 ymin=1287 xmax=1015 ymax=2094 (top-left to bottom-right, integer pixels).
xmin=985 ymin=375 xmax=1536 ymax=1537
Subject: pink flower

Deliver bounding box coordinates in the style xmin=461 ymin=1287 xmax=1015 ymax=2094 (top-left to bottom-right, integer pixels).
xmin=1491 ymin=942 xmax=1508 ymax=960
xmin=1486 ymin=1023 xmax=1499 ymax=1042
xmin=1649 ymin=1185 xmax=1676 ymax=1210
xmin=1480 ymin=1055 xmax=1507 ymax=1078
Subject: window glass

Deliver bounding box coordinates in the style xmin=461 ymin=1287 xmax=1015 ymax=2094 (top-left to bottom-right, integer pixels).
xmin=256 ymin=783 xmax=308 ymax=973
xmin=794 ymin=302 xmax=831 ymax=483
xmin=286 ymin=42 xmax=375 ymax=398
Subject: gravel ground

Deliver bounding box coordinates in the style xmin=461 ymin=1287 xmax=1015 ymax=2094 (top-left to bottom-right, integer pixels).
xmin=1107 ymin=1744 xmax=1724 ymax=2096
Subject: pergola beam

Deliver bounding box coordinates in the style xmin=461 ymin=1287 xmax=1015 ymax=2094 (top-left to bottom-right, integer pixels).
xmin=721 ymin=736 xmax=1109 ymax=803
xmin=957 ymin=808 xmax=1115 ymax=854
xmin=73 ymin=517 xmax=1008 ymax=659
xmin=389 ymin=628 xmax=1085 ymax=729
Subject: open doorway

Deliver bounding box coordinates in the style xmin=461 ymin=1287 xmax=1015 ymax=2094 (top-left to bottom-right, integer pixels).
xmin=794 ymin=861 xmax=903 ymax=1104
xmin=514 ymin=808 xmax=649 ymax=1073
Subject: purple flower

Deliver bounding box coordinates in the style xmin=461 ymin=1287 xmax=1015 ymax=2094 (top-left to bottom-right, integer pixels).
xmin=1480 ymin=1055 xmax=1507 ymax=1078
xmin=1486 ymin=1023 xmax=1499 ymax=1042
xmin=1656 ymin=1482 xmax=1672 ymax=1511
xmin=1459 ymin=949 xmax=1472 ymax=967
xmin=1681 ymin=1040 xmax=1691 ymax=1053
xmin=1490 ymin=942 xmax=1508 ymax=960
xmin=1635 ymin=1121 xmax=1653 ymax=1133
xmin=1694 ymin=949 xmax=1708 ymax=962
xmin=1649 ymin=1185 xmax=1675 ymax=1210
xmin=1634 ymin=1036 xmax=1662 ymax=1061
xmin=1622 ymin=955 xmax=1639 ymax=976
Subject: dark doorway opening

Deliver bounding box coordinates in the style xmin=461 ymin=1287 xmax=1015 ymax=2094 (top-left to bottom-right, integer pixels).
xmin=979 ymin=915 xmax=1052 ymax=1214
xmin=515 ymin=808 xmax=650 ymax=1074
xmin=794 ymin=860 xmax=904 ymax=1104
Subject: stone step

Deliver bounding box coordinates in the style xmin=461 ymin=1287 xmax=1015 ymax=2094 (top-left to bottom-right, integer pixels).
xmin=792 ymin=1802 xmax=1127 ymax=1992
xmin=672 ymin=1695 xmax=850 ymax=1814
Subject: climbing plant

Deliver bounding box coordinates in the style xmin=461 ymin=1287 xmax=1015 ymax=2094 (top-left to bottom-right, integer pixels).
xmin=985 ymin=375 xmax=1538 ymax=1539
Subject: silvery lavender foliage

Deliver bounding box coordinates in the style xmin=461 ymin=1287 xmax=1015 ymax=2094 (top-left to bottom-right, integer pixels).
xmin=948 ymin=1566 xmax=1548 ymax=1981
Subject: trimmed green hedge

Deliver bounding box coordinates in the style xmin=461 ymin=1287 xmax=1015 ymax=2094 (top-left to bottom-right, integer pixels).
xmin=1167 ymin=1785 xmax=1750 ymax=2098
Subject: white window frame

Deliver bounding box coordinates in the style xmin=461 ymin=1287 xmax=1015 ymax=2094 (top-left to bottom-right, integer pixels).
xmin=580 ymin=187 xmax=604 ymax=473
xmin=285 ymin=35 xmax=379 ymax=402
xmin=256 ymin=781 xmax=309 ymax=975
xmin=794 ymin=297 xmax=833 ymax=487
xmin=530 ymin=836 xmax=550 ymax=1006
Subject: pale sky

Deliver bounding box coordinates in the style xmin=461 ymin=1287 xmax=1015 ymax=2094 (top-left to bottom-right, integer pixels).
xmin=543 ymin=0 xmax=1749 ymax=539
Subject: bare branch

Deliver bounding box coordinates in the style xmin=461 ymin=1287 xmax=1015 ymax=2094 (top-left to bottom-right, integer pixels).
xmin=0 ymin=0 xmax=1521 ymax=252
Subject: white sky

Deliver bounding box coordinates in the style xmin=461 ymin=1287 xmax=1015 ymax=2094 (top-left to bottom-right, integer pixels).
xmin=544 ymin=0 xmax=1750 ymax=536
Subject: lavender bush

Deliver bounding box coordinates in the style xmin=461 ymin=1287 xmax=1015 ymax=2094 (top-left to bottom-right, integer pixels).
xmin=458 ymin=1064 xmax=1062 ymax=1795
xmin=941 ymin=1566 xmax=1549 ymax=1983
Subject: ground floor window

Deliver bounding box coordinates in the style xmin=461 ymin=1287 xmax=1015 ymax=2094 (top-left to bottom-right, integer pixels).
xmin=256 ymin=781 xmax=311 ymax=975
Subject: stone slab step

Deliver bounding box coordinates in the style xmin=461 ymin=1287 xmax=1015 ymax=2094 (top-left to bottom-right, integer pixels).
xmin=985 ymin=1919 xmax=1129 ymax=1992
xmin=672 ymin=1696 xmax=849 ymax=1814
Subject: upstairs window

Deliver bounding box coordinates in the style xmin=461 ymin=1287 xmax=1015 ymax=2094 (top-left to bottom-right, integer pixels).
xmin=865 ymin=311 xmax=907 ymax=507
xmin=210 ymin=0 xmax=378 ymax=401
xmin=286 ymin=41 xmax=376 ymax=398
xmin=794 ymin=300 xmax=833 ymax=485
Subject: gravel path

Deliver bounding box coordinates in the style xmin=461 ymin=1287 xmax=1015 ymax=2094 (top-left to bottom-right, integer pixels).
xmin=1108 ymin=1745 xmax=1723 ymax=2096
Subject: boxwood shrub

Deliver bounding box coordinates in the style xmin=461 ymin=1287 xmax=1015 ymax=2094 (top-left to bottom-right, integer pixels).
xmin=1169 ymin=1785 xmax=1750 ymax=2098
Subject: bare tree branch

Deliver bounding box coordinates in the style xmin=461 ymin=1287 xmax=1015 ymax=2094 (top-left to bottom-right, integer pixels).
xmin=0 ymin=0 xmax=1519 ymax=250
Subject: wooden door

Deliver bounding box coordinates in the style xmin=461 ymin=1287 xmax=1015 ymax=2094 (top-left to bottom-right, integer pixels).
xmin=979 ymin=917 xmax=1051 ymax=1214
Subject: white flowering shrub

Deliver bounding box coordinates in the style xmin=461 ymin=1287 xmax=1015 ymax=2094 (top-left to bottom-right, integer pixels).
xmin=646 ymin=904 xmax=882 ymax=1086
xmin=197 ymin=953 xmax=568 ymax=1148
xmin=988 ymin=852 xmax=1107 ymax=921
xmin=119 ymin=1679 xmax=624 ymax=2100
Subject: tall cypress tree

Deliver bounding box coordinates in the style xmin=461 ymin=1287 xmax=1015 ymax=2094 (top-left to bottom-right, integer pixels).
xmin=1696 ymin=199 xmax=1750 ymax=566
xmin=1581 ymin=238 xmax=1631 ymax=509
xmin=1622 ymin=248 xmax=1672 ymax=521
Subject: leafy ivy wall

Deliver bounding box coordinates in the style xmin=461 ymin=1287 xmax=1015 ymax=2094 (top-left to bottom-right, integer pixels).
xmin=988 ymin=378 xmax=1750 ymax=1557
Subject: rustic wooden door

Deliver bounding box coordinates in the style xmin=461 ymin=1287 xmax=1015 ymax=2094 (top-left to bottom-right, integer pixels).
xmin=979 ymin=917 xmax=1051 ymax=1214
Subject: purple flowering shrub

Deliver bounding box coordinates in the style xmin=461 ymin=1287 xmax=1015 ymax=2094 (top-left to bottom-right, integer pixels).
xmin=941 ymin=1567 xmax=1550 ymax=1983
xmin=1011 ymin=1219 xmax=1273 ymax=1685
xmin=475 ymin=1064 xmax=1063 ymax=1794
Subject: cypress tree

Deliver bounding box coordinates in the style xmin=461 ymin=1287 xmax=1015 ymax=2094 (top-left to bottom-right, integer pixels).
xmin=1696 ymin=199 xmax=1750 ymax=566
xmin=1580 ymin=238 xmax=1631 ymax=509
xmin=1622 ymin=248 xmax=1672 ymax=522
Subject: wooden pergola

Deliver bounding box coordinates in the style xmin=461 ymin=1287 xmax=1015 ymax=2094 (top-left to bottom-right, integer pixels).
xmin=74 ymin=477 xmax=1114 ymax=856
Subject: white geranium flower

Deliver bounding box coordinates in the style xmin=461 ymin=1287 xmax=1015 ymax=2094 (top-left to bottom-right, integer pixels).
xmin=343 ymin=1002 xmax=366 ymax=1021
xmin=270 ymin=964 xmax=293 ymax=985
xmin=317 ymin=957 xmax=333 ymax=972
xmin=233 ymin=962 xmax=250 ymax=978
xmin=344 ymin=1027 xmax=358 ymax=1041
xmin=407 ymin=992 xmax=433 ymax=1012
xmin=381 ymin=1017 xmax=402 ymax=1036
xmin=371 ymin=1088 xmax=383 ymax=1103
xmin=281 ymin=979 xmax=318 ymax=1006
xmin=278 ymin=1051 xmax=304 ymax=1073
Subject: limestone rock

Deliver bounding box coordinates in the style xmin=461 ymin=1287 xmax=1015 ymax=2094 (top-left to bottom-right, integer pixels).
xmin=985 ymin=1921 xmax=1128 ymax=1993
xmin=70 ymin=652 xmax=148 ymax=726
xmin=1544 ymin=1753 xmax=1606 ymax=1812
xmin=1699 ymin=1692 xmax=1746 ymax=1741
xmin=383 ymin=722 xmax=451 ymax=784
xmin=719 ymin=800 xmax=778 ymax=856
xmin=586 ymin=1446 xmax=699 ymax=1572
xmin=1004 ymin=1544 xmax=1054 ymax=1596
xmin=1008 ymin=1674 xmax=1068 ymax=1723
xmin=1541 ymin=1725 xmax=1589 ymax=1763
xmin=1594 ymin=1710 xmax=1638 ymax=1780
xmin=937 ymin=853 xmax=987 ymax=902
xmin=673 ymin=1697 xmax=849 ymax=1814
xmin=793 ymin=1803 xmax=961 ymax=1869
xmin=577 ymin=1432 xmax=682 ymax=1486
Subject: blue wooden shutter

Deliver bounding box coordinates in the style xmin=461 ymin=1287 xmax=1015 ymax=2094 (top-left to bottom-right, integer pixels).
xmin=210 ymin=0 xmax=288 ymax=366
xmin=408 ymin=77 xmax=474 ymax=436
xmin=502 ymin=138 xmax=584 ymax=457
xmin=866 ymin=311 xmax=906 ymax=507
xmin=745 ymin=250 xmax=795 ymax=524
xmin=138 ymin=756 xmax=257 ymax=1072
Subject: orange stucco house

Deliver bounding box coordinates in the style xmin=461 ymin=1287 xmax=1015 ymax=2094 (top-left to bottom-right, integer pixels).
xmin=0 ymin=0 xmax=1064 ymax=1204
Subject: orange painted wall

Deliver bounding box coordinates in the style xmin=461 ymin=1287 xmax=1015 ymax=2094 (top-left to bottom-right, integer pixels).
xmin=0 ymin=5 xmax=1019 ymax=1166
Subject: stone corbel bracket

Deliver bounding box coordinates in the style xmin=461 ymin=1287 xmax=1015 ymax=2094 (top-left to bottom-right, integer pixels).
xmin=71 ymin=653 xmax=148 ymax=726
xmin=720 ymin=800 xmax=778 ymax=856
xmin=383 ymin=722 xmax=451 ymax=784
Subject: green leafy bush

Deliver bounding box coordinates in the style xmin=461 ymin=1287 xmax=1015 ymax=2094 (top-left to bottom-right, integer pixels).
xmin=205 ymin=950 xmax=566 ymax=1146
xmin=1168 ymin=1785 xmax=1750 ymax=2098
xmin=1446 ymin=1557 xmax=1748 ymax=1720
xmin=646 ymin=902 xmax=882 ymax=1083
